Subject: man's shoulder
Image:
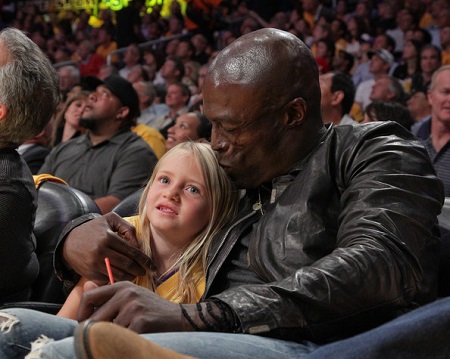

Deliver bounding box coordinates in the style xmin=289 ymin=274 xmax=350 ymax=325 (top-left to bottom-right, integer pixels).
xmin=411 ymin=117 xmax=431 ymax=139
xmin=111 ymin=130 xmax=151 ymax=147
xmin=111 ymin=130 xmax=156 ymax=158
xmin=331 ymin=121 xmax=417 ymax=145
xmin=50 ymin=135 xmax=87 ymax=153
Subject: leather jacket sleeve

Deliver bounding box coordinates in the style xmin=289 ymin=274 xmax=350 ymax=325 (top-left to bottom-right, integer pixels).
xmin=210 ymin=123 xmax=445 ymax=343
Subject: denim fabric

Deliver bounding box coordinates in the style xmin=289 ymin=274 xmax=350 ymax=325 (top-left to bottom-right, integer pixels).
xmin=4 ymin=298 xmax=450 ymax=359
xmin=0 ymin=308 xmax=318 ymax=359
xmin=304 ymin=297 xmax=450 ymax=359
xmin=0 ymin=308 xmax=77 ymax=359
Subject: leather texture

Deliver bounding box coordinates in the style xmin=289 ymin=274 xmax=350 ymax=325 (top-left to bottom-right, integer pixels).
xmin=32 ymin=181 xmax=100 ymax=303
xmin=112 ymin=187 xmax=144 ymax=217
xmin=438 ymin=197 xmax=450 ymax=297
xmin=0 ymin=181 xmax=100 ymax=312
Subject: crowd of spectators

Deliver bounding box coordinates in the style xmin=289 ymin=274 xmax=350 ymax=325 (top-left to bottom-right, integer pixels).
xmin=2 ymin=0 xmax=450 ymax=199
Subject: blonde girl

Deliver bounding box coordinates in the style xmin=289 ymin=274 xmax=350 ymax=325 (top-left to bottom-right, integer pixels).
xmin=58 ymin=142 xmax=239 ymax=318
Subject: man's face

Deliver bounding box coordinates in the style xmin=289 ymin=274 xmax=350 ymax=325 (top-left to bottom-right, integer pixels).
xmin=429 ymin=70 xmax=450 ymax=125
xmin=124 ymin=45 xmax=139 ymax=65
xmin=81 ymin=85 xmax=123 ymax=128
xmin=407 ymin=91 xmax=430 ymax=119
xmin=370 ymin=77 xmax=390 ymax=101
xmin=58 ymin=68 xmax=76 ymax=92
xmin=369 ymin=55 xmax=388 ymax=75
xmin=421 ymin=48 xmax=440 ymax=75
xmin=165 ymin=84 xmax=188 ymax=109
xmin=372 ymin=35 xmax=387 ymax=51
xmin=203 ymin=81 xmax=286 ymax=189
xmin=176 ymin=42 xmax=191 ymax=60
xmin=161 ymin=59 xmax=177 ymax=79
xmin=440 ymin=27 xmax=450 ymax=47
xmin=319 ymin=73 xmax=334 ymax=118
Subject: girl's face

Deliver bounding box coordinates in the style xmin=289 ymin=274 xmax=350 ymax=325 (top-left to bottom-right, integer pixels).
xmin=65 ymin=98 xmax=87 ymax=127
xmin=146 ymin=153 xmax=212 ymax=248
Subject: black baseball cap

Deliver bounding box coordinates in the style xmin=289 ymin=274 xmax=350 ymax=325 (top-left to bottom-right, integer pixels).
xmin=100 ymin=75 xmax=140 ymax=119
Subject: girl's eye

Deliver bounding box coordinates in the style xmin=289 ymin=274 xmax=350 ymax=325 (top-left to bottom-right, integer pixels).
xmin=158 ymin=176 xmax=170 ymax=184
xmin=187 ymin=186 xmax=200 ymax=195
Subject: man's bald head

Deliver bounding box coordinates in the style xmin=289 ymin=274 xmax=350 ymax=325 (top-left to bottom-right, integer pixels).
xmin=206 ymin=28 xmax=322 ymax=119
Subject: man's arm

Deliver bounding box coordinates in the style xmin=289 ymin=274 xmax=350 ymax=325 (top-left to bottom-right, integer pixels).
xmin=55 ymin=212 xmax=153 ymax=284
xmin=95 ymin=195 xmax=121 ymax=214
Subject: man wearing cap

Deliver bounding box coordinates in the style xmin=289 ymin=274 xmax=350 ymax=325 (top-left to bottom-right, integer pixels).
xmin=354 ymin=48 xmax=395 ymax=111
xmin=39 ymin=75 xmax=157 ymax=214
xmin=352 ymin=34 xmax=396 ymax=88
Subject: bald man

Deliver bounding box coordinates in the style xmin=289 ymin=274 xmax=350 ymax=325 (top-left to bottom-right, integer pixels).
xmin=1 ymin=29 xmax=444 ymax=359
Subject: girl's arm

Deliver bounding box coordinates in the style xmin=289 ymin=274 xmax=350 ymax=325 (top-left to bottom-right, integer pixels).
xmin=57 ymin=277 xmax=98 ymax=319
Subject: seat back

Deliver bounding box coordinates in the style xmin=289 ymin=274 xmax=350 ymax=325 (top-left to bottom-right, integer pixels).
xmin=32 ymin=181 xmax=100 ymax=303
xmin=438 ymin=197 xmax=450 ymax=297
xmin=112 ymin=187 xmax=144 ymax=217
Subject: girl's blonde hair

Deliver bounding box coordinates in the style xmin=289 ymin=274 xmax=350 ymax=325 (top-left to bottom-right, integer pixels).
xmin=134 ymin=141 xmax=239 ymax=303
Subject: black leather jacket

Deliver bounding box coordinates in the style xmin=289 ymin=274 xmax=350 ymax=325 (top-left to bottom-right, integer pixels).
xmin=205 ymin=122 xmax=445 ymax=343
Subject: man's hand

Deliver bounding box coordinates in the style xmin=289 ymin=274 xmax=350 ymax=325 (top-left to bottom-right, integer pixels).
xmin=62 ymin=212 xmax=153 ymax=282
xmin=78 ymin=281 xmax=185 ymax=333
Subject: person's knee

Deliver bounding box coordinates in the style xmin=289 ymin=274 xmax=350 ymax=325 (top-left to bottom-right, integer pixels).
xmin=25 ymin=335 xmax=55 ymax=359
xmin=0 ymin=312 xmax=20 ymax=333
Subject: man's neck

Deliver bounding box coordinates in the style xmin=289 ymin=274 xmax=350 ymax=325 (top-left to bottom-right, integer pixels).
xmin=168 ymin=106 xmax=185 ymax=118
xmin=323 ymin=108 xmax=342 ymax=126
xmin=373 ymin=72 xmax=387 ymax=80
xmin=431 ymin=116 xmax=450 ymax=152
xmin=88 ymin=124 xmax=123 ymax=146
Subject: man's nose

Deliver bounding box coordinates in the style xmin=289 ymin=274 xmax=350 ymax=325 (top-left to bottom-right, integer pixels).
xmin=211 ymin=132 xmax=229 ymax=152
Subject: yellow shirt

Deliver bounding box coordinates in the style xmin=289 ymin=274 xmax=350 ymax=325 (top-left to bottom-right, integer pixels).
xmin=132 ymin=124 xmax=166 ymax=159
xmin=442 ymin=51 xmax=450 ymax=66
xmin=156 ymin=271 xmax=205 ymax=302
xmin=96 ymin=41 xmax=118 ymax=64
xmin=127 ymin=215 xmax=205 ymax=303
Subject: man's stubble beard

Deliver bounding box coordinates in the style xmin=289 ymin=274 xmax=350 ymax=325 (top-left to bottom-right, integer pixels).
xmin=78 ymin=117 xmax=98 ymax=131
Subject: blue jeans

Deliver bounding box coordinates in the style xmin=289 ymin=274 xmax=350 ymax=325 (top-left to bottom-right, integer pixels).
xmin=304 ymin=296 xmax=450 ymax=359
xmin=0 ymin=308 xmax=317 ymax=359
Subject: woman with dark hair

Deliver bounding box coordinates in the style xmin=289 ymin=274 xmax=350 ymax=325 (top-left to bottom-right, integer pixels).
xmin=410 ymin=44 xmax=441 ymax=93
xmin=363 ymin=100 xmax=414 ymax=131
xmin=393 ymin=39 xmax=422 ymax=83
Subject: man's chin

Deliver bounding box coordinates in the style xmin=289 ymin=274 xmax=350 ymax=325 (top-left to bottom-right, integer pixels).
xmin=79 ymin=118 xmax=97 ymax=130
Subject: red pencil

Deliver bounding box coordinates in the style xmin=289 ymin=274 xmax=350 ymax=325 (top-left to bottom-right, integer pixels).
xmin=104 ymin=257 xmax=115 ymax=284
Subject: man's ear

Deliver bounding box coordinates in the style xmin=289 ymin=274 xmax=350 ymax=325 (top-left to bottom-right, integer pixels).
xmin=331 ymin=90 xmax=344 ymax=106
xmin=0 ymin=104 xmax=8 ymax=121
xmin=116 ymin=106 xmax=130 ymax=121
xmin=285 ymin=97 xmax=307 ymax=127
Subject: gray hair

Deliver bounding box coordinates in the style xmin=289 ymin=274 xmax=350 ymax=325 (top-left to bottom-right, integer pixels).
xmin=59 ymin=65 xmax=80 ymax=82
xmin=0 ymin=28 xmax=60 ymax=146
